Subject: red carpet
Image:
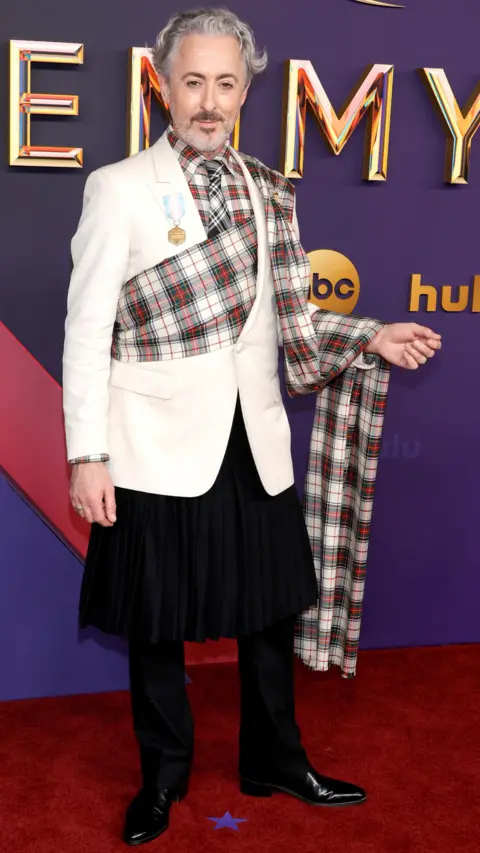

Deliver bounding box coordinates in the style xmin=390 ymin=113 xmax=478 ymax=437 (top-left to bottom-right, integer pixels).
xmin=1 ymin=645 xmax=479 ymax=853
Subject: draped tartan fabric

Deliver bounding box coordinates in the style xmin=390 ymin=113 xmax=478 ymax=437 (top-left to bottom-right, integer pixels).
xmin=295 ymin=339 xmax=390 ymax=677
xmin=242 ymin=157 xmax=391 ymax=677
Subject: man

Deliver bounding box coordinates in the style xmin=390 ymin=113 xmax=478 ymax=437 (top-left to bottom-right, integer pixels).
xmin=63 ymin=8 xmax=441 ymax=846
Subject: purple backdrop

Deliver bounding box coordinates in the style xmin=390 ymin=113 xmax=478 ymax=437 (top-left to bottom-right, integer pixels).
xmin=1 ymin=0 xmax=479 ymax=701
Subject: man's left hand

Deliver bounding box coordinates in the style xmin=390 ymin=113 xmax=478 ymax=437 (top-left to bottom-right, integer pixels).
xmin=366 ymin=323 xmax=442 ymax=370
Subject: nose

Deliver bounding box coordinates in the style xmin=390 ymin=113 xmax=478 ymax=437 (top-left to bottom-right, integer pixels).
xmin=200 ymin=81 xmax=217 ymax=114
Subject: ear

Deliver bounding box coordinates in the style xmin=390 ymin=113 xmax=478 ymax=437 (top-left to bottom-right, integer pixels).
xmin=159 ymin=75 xmax=171 ymax=109
xmin=240 ymin=82 xmax=250 ymax=107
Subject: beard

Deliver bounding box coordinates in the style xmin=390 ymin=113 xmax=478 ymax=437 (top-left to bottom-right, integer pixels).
xmin=171 ymin=107 xmax=236 ymax=155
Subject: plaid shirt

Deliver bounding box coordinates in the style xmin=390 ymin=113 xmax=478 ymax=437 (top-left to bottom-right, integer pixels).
xmin=165 ymin=128 xmax=254 ymax=228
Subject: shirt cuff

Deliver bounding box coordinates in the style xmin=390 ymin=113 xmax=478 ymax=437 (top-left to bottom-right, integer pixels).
xmin=69 ymin=454 xmax=110 ymax=464
xmin=352 ymin=351 xmax=377 ymax=370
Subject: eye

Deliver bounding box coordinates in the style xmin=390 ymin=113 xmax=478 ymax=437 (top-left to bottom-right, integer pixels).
xmin=186 ymin=80 xmax=200 ymax=88
xmin=220 ymin=82 xmax=234 ymax=90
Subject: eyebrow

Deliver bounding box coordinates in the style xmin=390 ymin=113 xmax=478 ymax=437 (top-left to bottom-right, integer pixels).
xmin=181 ymin=72 xmax=239 ymax=82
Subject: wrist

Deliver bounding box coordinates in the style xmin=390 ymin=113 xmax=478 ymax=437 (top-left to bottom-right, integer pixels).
xmin=365 ymin=326 xmax=387 ymax=355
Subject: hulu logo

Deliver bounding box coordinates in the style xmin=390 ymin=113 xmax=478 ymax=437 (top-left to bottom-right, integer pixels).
xmin=409 ymin=274 xmax=480 ymax=313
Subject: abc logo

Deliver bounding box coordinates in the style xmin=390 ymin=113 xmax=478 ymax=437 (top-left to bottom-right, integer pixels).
xmin=307 ymin=249 xmax=360 ymax=315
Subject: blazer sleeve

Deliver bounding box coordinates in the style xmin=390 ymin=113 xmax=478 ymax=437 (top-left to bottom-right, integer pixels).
xmin=62 ymin=168 xmax=130 ymax=462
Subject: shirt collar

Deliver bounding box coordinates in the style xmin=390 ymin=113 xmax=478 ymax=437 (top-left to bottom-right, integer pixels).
xmin=167 ymin=126 xmax=243 ymax=183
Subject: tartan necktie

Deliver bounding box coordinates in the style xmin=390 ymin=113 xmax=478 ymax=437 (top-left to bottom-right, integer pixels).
xmin=204 ymin=159 xmax=231 ymax=237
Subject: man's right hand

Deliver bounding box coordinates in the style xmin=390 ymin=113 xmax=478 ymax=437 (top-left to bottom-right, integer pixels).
xmin=69 ymin=462 xmax=117 ymax=527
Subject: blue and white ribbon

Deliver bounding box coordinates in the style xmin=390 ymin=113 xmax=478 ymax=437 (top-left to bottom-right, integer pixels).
xmin=162 ymin=192 xmax=186 ymax=226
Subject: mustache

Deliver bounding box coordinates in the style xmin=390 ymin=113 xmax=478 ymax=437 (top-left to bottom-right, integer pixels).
xmin=191 ymin=111 xmax=224 ymax=123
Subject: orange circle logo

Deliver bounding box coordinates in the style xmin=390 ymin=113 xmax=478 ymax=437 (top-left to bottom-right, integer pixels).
xmin=307 ymin=249 xmax=360 ymax=315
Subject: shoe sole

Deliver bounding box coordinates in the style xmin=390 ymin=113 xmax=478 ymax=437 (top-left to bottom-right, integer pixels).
xmin=123 ymin=824 xmax=168 ymax=846
xmin=240 ymin=777 xmax=367 ymax=807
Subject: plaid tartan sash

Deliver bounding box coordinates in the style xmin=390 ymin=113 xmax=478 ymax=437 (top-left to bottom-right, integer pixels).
xmin=244 ymin=156 xmax=392 ymax=677
xmin=113 ymin=219 xmax=257 ymax=361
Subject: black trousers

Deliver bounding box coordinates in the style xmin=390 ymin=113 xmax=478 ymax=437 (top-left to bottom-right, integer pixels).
xmin=128 ymin=615 xmax=309 ymax=790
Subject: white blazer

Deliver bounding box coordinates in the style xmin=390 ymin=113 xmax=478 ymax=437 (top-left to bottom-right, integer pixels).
xmin=63 ymin=133 xmax=296 ymax=497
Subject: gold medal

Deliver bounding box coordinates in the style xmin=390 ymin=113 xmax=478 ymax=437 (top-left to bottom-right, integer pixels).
xmin=168 ymin=225 xmax=186 ymax=245
xmin=163 ymin=193 xmax=187 ymax=245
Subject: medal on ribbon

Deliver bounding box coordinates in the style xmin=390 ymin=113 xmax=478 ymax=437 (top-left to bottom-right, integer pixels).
xmin=163 ymin=192 xmax=187 ymax=245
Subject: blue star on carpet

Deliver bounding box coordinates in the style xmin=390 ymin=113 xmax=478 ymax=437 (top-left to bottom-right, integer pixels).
xmin=207 ymin=811 xmax=248 ymax=831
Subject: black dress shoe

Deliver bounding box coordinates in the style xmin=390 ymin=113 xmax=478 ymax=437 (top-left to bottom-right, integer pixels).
xmin=123 ymin=785 xmax=187 ymax=846
xmin=240 ymin=767 xmax=366 ymax=807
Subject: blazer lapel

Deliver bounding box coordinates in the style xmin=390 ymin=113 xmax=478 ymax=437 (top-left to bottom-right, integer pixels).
xmin=230 ymin=148 xmax=268 ymax=333
xmin=148 ymin=132 xmax=207 ymax=255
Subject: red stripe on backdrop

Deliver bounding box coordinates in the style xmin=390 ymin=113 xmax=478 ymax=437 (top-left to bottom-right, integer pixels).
xmin=0 ymin=321 xmax=89 ymax=558
xmin=0 ymin=321 xmax=236 ymax=665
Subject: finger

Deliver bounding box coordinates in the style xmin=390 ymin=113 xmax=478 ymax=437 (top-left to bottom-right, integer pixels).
xmin=402 ymin=348 xmax=419 ymax=370
xmin=71 ymin=495 xmax=86 ymax=516
xmin=70 ymin=489 xmax=81 ymax=508
xmin=412 ymin=324 xmax=442 ymax=340
xmin=90 ymin=500 xmax=110 ymax=526
xmin=405 ymin=342 xmax=427 ymax=364
xmin=88 ymin=498 xmax=106 ymax=524
xmin=104 ymin=486 xmax=117 ymax=524
xmin=82 ymin=505 xmax=94 ymax=524
xmin=410 ymin=339 xmax=436 ymax=358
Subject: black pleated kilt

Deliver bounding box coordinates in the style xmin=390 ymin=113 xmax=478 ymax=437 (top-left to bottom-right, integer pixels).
xmin=79 ymin=398 xmax=318 ymax=643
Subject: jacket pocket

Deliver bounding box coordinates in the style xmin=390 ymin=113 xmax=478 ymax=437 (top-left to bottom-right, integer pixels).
xmin=109 ymin=362 xmax=176 ymax=399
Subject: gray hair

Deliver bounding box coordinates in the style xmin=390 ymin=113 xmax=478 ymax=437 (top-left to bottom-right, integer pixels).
xmin=152 ymin=7 xmax=268 ymax=85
